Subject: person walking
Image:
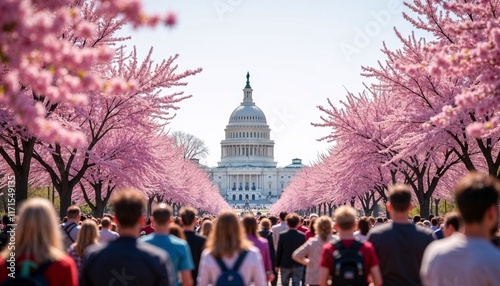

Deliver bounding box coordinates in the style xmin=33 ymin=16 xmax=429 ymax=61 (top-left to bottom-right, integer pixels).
xmin=67 ymin=219 xmax=99 ymax=273
xmin=80 ymin=188 xmax=176 ymax=286
xmin=141 ymin=203 xmax=194 ymax=286
xmin=293 ymin=216 xmax=334 ymax=286
xmin=421 ymin=173 xmax=500 ymax=286
xmin=275 ymin=213 xmax=306 ymax=286
xmin=180 ymin=207 xmax=206 ymax=286
xmin=367 ymin=184 xmax=435 ymax=286
xmin=242 ymin=215 xmax=275 ymax=283
xmin=197 ymin=211 xmax=266 ymax=286
xmin=0 ymin=198 xmax=78 ymax=285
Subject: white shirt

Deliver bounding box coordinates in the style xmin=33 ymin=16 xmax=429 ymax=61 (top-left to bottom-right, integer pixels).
xmin=421 ymin=232 xmax=500 ymax=286
xmin=99 ymin=228 xmax=119 ymax=243
xmin=271 ymin=222 xmax=288 ymax=251
xmin=197 ymin=246 xmax=267 ymax=286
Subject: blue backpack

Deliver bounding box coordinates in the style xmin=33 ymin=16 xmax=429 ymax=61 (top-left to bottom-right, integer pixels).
xmin=215 ymin=251 xmax=248 ymax=286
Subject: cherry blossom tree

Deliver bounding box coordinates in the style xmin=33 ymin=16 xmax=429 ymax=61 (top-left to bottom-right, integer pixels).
xmin=0 ymin=0 xmax=176 ymax=146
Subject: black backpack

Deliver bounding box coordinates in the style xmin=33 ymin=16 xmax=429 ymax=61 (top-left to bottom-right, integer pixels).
xmin=331 ymin=240 xmax=367 ymax=286
xmin=214 ymin=251 xmax=248 ymax=286
xmin=1 ymin=261 xmax=53 ymax=286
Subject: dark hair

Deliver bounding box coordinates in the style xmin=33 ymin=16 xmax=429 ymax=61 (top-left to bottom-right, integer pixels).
xmin=269 ymin=216 xmax=278 ymax=226
xmin=455 ymin=172 xmax=500 ymax=224
xmin=2 ymin=215 xmax=9 ymax=226
xmin=111 ymin=189 xmax=145 ymax=228
xmin=242 ymin=215 xmax=258 ymax=236
xmin=413 ymin=215 xmax=421 ymax=224
xmin=357 ymin=217 xmax=371 ymax=236
xmin=169 ymin=224 xmax=186 ymax=240
xmin=279 ymin=211 xmax=288 ymax=221
xmin=180 ymin=207 xmax=197 ymax=226
xmin=376 ymin=217 xmax=383 ymax=223
xmin=146 ymin=217 xmax=152 ymax=225
xmin=152 ymin=203 xmax=173 ymax=225
xmin=431 ymin=217 xmax=438 ymax=226
xmin=444 ymin=211 xmax=462 ymax=231
xmin=389 ymin=184 xmax=412 ymax=212
xmin=101 ymin=217 xmax=111 ymax=228
xmin=428 ymin=214 xmax=435 ymax=221
xmin=285 ymin=213 xmax=300 ymax=228
xmin=67 ymin=206 xmax=81 ymax=220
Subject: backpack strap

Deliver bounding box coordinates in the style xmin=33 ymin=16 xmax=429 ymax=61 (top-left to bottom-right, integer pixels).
xmin=32 ymin=261 xmax=54 ymax=276
xmin=231 ymin=250 xmax=248 ymax=271
xmin=215 ymin=256 xmax=229 ymax=272
xmin=62 ymin=223 xmax=77 ymax=243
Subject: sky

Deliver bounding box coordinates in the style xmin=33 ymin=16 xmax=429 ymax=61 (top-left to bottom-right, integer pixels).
xmin=122 ymin=0 xmax=418 ymax=167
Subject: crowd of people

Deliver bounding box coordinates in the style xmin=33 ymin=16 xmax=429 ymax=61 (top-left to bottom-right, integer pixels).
xmin=0 ymin=172 xmax=499 ymax=286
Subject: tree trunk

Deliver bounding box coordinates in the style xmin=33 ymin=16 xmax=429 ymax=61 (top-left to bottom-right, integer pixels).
xmin=434 ymin=198 xmax=440 ymax=216
xmin=57 ymin=181 xmax=72 ymax=219
xmin=14 ymin=170 xmax=29 ymax=208
xmin=419 ymin=196 xmax=431 ymax=219
xmin=147 ymin=196 xmax=154 ymax=217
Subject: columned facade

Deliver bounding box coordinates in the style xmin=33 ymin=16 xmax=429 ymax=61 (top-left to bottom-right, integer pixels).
xmin=206 ymin=73 xmax=303 ymax=207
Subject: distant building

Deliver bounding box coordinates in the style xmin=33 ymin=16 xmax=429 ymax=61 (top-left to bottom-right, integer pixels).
xmin=205 ymin=73 xmax=304 ymax=207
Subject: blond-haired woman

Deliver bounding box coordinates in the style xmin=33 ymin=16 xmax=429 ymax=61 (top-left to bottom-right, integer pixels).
xmin=197 ymin=211 xmax=267 ymax=286
xmin=68 ymin=219 xmax=99 ymax=273
xmin=292 ymin=216 xmax=334 ymax=286
xmin=0 ymin=198 xmax=78 ymax=285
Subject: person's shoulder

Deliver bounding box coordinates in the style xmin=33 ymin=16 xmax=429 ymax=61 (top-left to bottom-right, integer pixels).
xmin=139 ymin=233 xmax=155 ymax=242
xmin=415 ymin=225 xmax=435 ymax=235
xmin=246 ymin=246 xmax=262 ymax=260
xmin=169 ymin=234 xmax=189 ymax=246
xmin=55 ymin=255 xmax=77 ymax=268
xmin=136 ymin=241 xmax=171 ymax=260
xmin=258 ymin=236 xmax=268 ymax=245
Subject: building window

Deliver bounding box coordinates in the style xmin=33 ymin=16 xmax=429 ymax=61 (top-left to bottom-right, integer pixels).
xmin=281 ymin=176 xmax=283 ymax=178
xmin=268 ymin=176 xmax=271 ymax=178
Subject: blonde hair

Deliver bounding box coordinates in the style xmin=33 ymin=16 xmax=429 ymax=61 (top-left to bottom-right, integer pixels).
xmin=1 ymin=198 xmax=65 ymax=263
xmin=206 ymin=211 xmax=251 ymax=258
xmin=334 ymin=206 xmax=357 ymax=230
xmin=74 ymin=220 xmax=99 ymax=257
xmin=314 ymin=216 xmax=333 ymax=242
xmin=259 ymin=218 xmax=271 ymax=230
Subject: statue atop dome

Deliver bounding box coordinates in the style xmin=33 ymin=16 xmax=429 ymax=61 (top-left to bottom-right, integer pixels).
xmin=245 ymin=72 xmax=251 ymax=89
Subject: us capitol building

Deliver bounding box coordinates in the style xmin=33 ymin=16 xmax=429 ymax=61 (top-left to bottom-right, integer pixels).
xmin=205 ymin=73 xmax=304 ymax=207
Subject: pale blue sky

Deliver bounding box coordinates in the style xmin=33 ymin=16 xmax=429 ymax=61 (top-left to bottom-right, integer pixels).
xmin=122 ymin=0 xmax=418 ymax=167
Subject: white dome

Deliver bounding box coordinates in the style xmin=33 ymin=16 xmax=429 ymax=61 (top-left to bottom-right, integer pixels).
xmin=229 ymin=105 xmax=267 ymax=124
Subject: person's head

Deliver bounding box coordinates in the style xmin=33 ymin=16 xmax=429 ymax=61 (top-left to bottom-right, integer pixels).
xmin=376 ymin=217 xmax=384 ymax=224
xmin=111 ymin=188 xmax=146 ymax=231
xmin=111 ymin=222 xmax=118 ymax=232
xmin=2 ymin=198 xmax=64 ymax=263
xmin=206 ymin=211 xmax=251 ymax=258
xmin=180 ymin=207 xmax=198 ymax=227
xmin=66 ymin=205 xmax=81 ymax=221
xmin=443 ymin=211 xmax=462 ymax=238
xmin=309 ymin=213 xmax=319 ymax=220
xmin=357 ymin=216 xmax=371 ymax=236
xmin=387 ymin=184 xmax=412 ymax=215
xmin=1 ymin=215 xmax=9 ymax=226
xmin=169 ymin=223 xmax=186 ymax=240
xmin=314 ymin=216 xmax=333 ymax=242
xmin=75 ymin=220 xmax=99 ymax=257
xmin=279 ymin=211 xmax=288 ymax=222
xmin=334 ymin=206 xmax=357 ymax=232
xmin=423 ymin=220 xmax=431 ymax=228
xmin=242 ymin=215 xmax=259 ymax=237
xmin=455 ymin=172 xmax=500 ymax=236
xmin=201 ymin=220 xmax=213 ymax=237
xmin=269 ymin=216 xmax=278 ymax=226
xmin=152 ymin=203 xmax=173 ymax=227
xmin=368 ymin=216 xmax=376 ymax=226
xmin=285 ymin=213 xmax=300 ymax=229
xmin=431 ymin=217 xmax=439 ymax=227
xmin=308 ymin=217 xmax=317 ymax=233
xmin=259 ymin=218 xmax=271 ymax=231
xmin=100 ymin=217 xmax=111 ymax=229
